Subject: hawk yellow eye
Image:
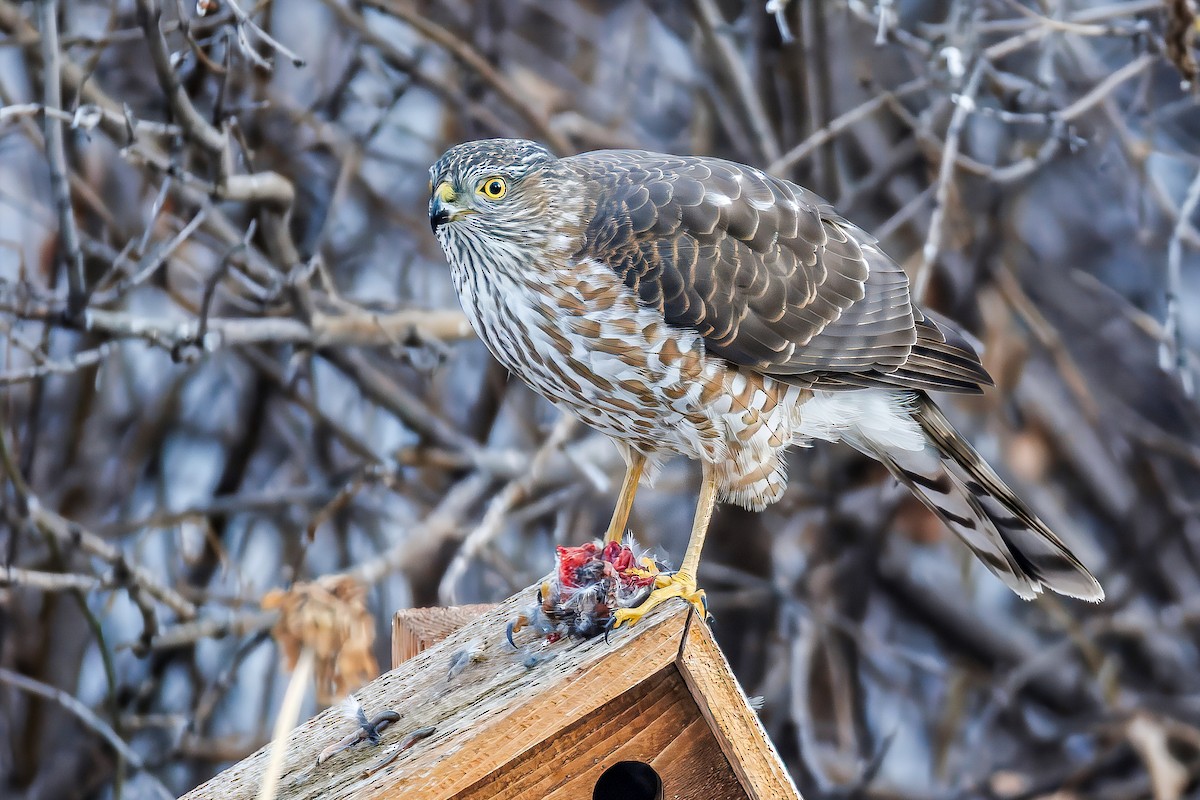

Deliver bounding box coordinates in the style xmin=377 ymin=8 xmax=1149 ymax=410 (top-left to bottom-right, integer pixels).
xmin=478 ymin=177 xmax=507 ymax=200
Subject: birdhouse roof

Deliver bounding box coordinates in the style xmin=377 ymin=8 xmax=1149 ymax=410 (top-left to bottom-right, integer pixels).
xmin=180 ymin=584 xmax=801 ymax=799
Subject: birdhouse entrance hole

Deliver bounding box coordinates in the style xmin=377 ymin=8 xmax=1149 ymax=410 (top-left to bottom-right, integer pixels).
xmin=593 ymin=760 xmax=663 ymax=800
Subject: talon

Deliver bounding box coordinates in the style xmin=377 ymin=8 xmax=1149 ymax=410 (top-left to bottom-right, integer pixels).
xmin=505 ymin=620 xmax=519 ymax=649
xmin=610 ymin=572 xmax=706 ymax=629
xmin=506 ymin=613 xmax=528 ymax=648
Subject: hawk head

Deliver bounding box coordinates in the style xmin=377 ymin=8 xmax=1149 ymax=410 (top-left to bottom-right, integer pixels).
xmin=428 ymin=139 xmax=558 ymax=241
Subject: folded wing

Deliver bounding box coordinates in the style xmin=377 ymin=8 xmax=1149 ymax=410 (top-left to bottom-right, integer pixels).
xmin=569 ymin=151 xmax=991 ymax=393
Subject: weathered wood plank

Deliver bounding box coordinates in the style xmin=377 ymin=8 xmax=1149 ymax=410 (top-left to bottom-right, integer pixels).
xmin=181 ymin=585 xmax=803 ymax=800
xmin=391 ymin=604 xmax=495 ymax=668
xmin=677 ymin=613 xmax=802 ymax=799
xmin=181 ymin=584 xmax=683 ymax=800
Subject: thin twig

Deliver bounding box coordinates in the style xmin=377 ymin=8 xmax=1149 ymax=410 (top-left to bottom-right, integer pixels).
xmin=766 ymin=0 xmax=795 ymax=44
xmin=1055 ymin=52 xmax=1156 ymax=123
xmin=770 ymin=78 xmax=929 ymax=174
xmin=362 ymin=0 xmax=571 ymax=154
xmin=36 ymin=0 xmax=86 ymax=315
xmin=439 ymin=415 xmax=578 ymax=603
xmin=92 ymin=206 xmax=210 ymax=302
xmin=992 ymin=265 xmax=1102 ymax=423
xmin=874 ymin=0 xmax=897 ymax=44
xmin=311 ymin=0 xmax=513 ymax=139
xmin=692 ymin=0 xmax=782 ymax=163
xmin=223 ymin=0 xmax=306 ymax=68
xmin=0 ymin=667 xmax=173 ymax=800
xmin=190 ymin=219 xmax=256 ymax=354
xmin=350 ymin=472 xmax=494 ymax=587
xmin=323 ymin=350 xmax=484 ymax=457
xmin=27 ymin=498 xmax=198 ymax=619
xmin=1162 ymin=166 xmax=1200 ymax=398
xmin=136 ymin=0 xmax=225 ymax=154
xmin=913 ymin=59 xmax=984 ymax=301
xmin=0 ymin=342 xmax=117 ymax=386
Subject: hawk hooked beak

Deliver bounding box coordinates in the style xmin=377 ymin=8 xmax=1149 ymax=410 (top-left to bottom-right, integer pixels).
xmin=430 ymin=181 xmax=472 ymax=232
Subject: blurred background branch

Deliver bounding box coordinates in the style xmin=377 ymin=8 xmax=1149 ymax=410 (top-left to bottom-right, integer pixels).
xmin=0 ymin=1 xmax=1198 ymax=798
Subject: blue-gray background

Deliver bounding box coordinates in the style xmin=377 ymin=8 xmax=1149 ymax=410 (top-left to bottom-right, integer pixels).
xmin=1 ymin=0 xmax=1199 ymax=797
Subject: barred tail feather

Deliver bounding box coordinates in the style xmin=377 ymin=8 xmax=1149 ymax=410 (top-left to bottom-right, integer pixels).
xmin=867 ymin=395 xmax=1104 ymax=602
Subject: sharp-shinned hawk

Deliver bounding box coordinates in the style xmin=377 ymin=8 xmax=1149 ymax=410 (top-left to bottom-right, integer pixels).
xmin=428 ymin=139 xmax=1103 ymax=627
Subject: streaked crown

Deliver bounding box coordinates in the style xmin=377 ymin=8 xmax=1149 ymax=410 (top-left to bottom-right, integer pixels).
xmin=429 ymin=139 xmax=555 ymax=188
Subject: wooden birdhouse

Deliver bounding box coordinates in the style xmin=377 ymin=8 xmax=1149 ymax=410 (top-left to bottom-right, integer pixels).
xmin=181 ymin=585 xmax=803 ymax=800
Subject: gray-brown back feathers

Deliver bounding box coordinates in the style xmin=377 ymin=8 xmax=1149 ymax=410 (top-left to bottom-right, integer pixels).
xmin=566 ymin=149 xmax=991 ymax=394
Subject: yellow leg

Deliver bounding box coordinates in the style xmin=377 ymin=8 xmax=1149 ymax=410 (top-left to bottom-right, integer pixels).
xmin=603 ymin=451 xmax=645 ymax=544
xmin=611 ymin=461 xmax=716 ymax=628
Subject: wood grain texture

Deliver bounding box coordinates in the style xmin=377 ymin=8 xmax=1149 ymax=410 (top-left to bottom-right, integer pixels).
xmin=392 ymin=604 xmax=496 ymax=668
xmin=456 ymin=667 xmax=746 ymax=800
xmin=181 ymin=584 xmax=683 ymax=799
xmin=180 ymin=587 xmax=802 ymax=800
xmin=677 ymin=613 xmax=802 ymax=799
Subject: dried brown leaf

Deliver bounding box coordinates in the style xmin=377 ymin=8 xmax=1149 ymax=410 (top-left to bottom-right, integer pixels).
xmin=1165 ymin=0 xmax=1199 ymax=86
xmin=262 ymin=574 xmax=379 ymax=704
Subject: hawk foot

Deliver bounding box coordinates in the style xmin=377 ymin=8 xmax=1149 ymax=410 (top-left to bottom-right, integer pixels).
xmin=610 ymin=571 xmax=706 ymax=629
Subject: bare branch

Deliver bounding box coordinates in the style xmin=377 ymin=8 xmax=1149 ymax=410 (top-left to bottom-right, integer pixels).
xmin=0 ymin=667 xmax=173 ymax=800
xmin=142 ymin=610 xmax=278 ymax=651
xmin=913 ymin=58 xmax=984 ymax=301
xmin=692 ymin=0 xmax=781 ymax=164
xmin=1 ymin=567 xmax=104 ymax=592
xmin=223 ymin=0 xmax=306 ymax=69
xmin=360 ymin=0 xmax=572 ymax=155
xmin=1162 ymin=165 xmax=1200 ymax=398
xmin=0 ymin=341 xmax=117 ymax=386
xmin=1 ymin=303 xmax=473 ymax=351
xmin=135 ymin=0 xmax=226 ymax=154
xmin=35 ymin=0 xmax=86 ymax=315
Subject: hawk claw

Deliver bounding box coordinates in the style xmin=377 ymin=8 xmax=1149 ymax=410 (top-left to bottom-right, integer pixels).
xmin=505 ymin=619 xmax=520 ymax=649
xmin=609 ymin=572 xmax=706 ymax=630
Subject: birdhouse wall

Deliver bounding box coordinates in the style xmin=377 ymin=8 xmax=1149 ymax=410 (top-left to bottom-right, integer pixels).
xmin=454 ymin=665 xmax=748 ymax=800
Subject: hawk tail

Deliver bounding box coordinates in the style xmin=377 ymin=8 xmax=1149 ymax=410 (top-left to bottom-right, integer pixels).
xmin=866 ymin=394 xmax=1104 ymax=602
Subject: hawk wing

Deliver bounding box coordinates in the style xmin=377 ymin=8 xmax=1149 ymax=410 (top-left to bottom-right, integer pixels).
xmin=567 ymin=151 xmax=991 ymax=393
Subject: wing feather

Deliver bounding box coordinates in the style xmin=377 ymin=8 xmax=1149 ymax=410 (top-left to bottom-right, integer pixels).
xmin=568 ymin=150 xmax=991 ymax=393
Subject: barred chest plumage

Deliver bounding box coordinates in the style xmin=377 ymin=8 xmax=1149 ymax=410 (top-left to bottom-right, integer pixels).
xmin=438 ymin=229 xmax=811 ymax=509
